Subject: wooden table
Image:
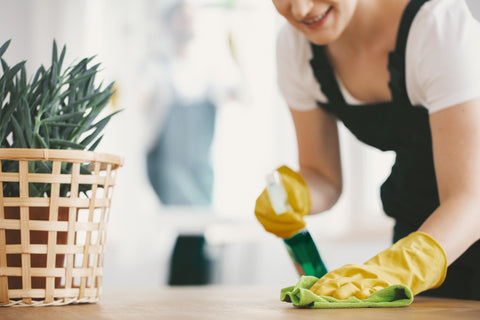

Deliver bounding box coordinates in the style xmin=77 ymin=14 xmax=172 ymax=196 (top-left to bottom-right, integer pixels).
xmin=1 ymin=286 xmax=480 ymax=320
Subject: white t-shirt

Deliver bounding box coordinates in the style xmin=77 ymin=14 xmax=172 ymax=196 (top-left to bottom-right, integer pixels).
xmin=277 ymin=0 xmax=480 ymax=114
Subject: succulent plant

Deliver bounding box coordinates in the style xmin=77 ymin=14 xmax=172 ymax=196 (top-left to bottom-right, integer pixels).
xmin=0 ymin=40 xmax=120 ymax=197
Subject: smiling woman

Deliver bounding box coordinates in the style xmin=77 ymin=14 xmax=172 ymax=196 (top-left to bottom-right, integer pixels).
xmin=258 ymin=0 xmax=480 ymax=302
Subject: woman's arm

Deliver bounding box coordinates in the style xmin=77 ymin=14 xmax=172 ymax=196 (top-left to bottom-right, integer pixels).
xmin=419 ymin=97 xmax=480 ymax=265
xmin=289 ymin=106 xmax=343 ymax=214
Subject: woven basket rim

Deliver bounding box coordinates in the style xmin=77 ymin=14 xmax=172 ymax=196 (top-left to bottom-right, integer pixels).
xmin=0 ymin=148 xmax=123 ymax=167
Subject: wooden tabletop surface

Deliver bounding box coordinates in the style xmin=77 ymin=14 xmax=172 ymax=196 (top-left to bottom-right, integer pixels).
xmin=1 ymin=286 xmax=480 ymax=320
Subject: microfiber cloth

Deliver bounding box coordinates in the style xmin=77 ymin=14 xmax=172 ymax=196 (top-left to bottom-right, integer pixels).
xmin=280 ymin=276 xmax=413 ymax=308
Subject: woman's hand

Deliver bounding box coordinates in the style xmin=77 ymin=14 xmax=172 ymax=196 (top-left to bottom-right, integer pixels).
xmin=254 ymin=165 xmax=311 ymax=239
xmin=310 ymin=232 xmax=447 ymax=299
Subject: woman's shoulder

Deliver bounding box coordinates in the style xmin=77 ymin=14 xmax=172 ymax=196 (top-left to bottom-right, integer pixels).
xmin=408 ymin=0 xmax=480 ymax=59
xmin=414 ymin=0 xmax=478 ymax=30
xmin=406 ymin=0 xmax=480 ymax=113
xmin=276 ymin=23 xmax=327 ymax=111
xmin=276 ymin=23 xmax=312 ymax=65
xmin=276 ymin=23 xmax=317 ymax=84
xmin=407 ymin=0 xmax=480 ymax=70
xmin=420 ymin=0 xmax=472 ymax=15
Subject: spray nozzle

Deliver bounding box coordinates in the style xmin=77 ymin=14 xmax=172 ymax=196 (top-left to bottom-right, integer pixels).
xmin=266 ymin=171 xmax=292 ymax=215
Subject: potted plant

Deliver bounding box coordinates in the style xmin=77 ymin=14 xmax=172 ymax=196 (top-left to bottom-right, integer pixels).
xmin=0 ymin=40 xmax=123 ymax=306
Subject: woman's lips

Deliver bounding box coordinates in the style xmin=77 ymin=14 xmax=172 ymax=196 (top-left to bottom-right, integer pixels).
xmin=300 ymin=6 xmax=333 ymax=29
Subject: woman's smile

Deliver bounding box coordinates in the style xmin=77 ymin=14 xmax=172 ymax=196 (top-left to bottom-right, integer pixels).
xmin=299 ymin=5 xmax=333 ymax=30
xmin=272 ymin=0 xmax=359 ymax=45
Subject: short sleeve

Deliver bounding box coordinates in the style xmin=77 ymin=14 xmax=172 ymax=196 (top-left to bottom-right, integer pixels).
xmin=276 ymin=24 xmax=326 ymax=111
xmin=406 ymin=0 xmax=480 ymax=113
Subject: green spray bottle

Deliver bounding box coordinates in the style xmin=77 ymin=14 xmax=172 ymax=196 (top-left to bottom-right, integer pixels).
xmin=266 ymin=171 xmax=328 ymax=278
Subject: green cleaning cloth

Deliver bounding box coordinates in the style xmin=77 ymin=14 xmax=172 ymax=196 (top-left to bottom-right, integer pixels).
xmin=280 ymin=276 xmax=413 ymax=308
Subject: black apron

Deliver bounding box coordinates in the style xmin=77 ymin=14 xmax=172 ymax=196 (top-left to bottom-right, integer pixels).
xmin=309 ymin=0 xmax=480 ymax=300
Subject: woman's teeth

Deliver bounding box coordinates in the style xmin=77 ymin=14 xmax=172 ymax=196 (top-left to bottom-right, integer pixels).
xmin=303 ymin=7 xmax=331 ymax=24
xmin=305 ymin=16 xmax=323 ymax=24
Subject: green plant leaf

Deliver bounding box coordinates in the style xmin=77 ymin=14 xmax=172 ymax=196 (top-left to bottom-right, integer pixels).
xmin=80 ymin=115 xmax=112 ymax=147
xmin=88 ymin=135 xmax=103 ymax=151
xmin=1 ymin=58 xmax=8 ymax=73
xmin=41 ymin=111 xmax=85 ymax=123
xmin=49 ymin=122 xmax=82 ymax=128
xmin=52 ymin=39 xmax=58 ymax=66
xmin=0 ymin=39 xmax=11 ymax=57
xmin=58 ymin=44 xmax=66 ymax=73
xmin=11 ymin=116 xmax=28 ymax=147
xmin=49 ymin=138 xmax=85 ymax=150
xmin=35 ymin=132 xmax=49 ymax=148
xmin=0 ymin=102 xmax=16 ymax=141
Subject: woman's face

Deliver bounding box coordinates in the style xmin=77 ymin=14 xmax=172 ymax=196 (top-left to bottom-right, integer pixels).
xmin=168 ymin=3 xmax=195 ymax=45
xmin=272 ymin=0 xmax=358 ymax=45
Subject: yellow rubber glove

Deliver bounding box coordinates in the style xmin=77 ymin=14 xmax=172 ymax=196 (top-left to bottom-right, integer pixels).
xmin=310 ymin=231 xmax=447 ymax=300
xmin=254 ymin=165 xmax=311 ymax=239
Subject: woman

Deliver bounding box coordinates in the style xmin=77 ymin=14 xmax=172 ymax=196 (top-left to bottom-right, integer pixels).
xmin=255 ymin=0 xmax=480 ymax=300
xmin=142 ymin=0 xmax=223 ymax=285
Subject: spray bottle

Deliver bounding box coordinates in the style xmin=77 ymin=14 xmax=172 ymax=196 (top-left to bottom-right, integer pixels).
xmin=266 ymin=171 xmax=328 ymax=278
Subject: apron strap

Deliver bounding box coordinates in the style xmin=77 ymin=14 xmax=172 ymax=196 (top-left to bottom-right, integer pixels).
xmin=310 ymin=0 xmax=430 ymax=107
xmin=309 ymin=44 xmax=346 ymax=107
xmin=388 ymin=0 xmax=430 ymax=104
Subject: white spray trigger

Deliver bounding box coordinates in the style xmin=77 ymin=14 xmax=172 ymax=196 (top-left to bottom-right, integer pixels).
xmin=265 ymin=171 xmax=291 ymax=215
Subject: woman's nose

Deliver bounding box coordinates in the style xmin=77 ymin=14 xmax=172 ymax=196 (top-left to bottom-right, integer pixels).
xmin=291 ymin=0 xmax=314 ymax=20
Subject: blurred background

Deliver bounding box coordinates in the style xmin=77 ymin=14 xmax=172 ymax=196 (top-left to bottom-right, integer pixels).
xmin=1 ymin=0 xmax=479 ymax=290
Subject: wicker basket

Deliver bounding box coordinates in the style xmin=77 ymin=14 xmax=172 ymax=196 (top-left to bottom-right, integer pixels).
xmin=0 ymin=148 xmax=123 ymax=306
